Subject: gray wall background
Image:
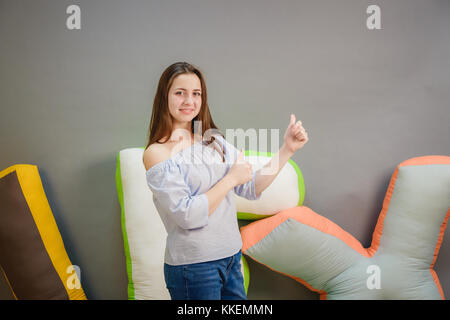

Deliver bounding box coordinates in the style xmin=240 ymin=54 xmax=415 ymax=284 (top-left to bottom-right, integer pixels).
xmin=0 ymin=0 xmax=449 ymax=299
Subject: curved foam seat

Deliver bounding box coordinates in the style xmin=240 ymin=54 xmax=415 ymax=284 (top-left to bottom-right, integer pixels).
xmin=241 ymin=155 xmax=450 ymax=299
xmin=116 ymin=148 xmax=171 ymax=299
xmin=0 ymin=164 xmax=86 ymax=300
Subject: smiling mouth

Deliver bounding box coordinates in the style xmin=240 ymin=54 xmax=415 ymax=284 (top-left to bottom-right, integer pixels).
xmin=180 ymin=108 xmax=194 ymax=113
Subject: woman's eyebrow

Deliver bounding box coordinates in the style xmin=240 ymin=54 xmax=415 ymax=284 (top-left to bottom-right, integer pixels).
xmin=174 ymin=88 xmax=202 ymax=91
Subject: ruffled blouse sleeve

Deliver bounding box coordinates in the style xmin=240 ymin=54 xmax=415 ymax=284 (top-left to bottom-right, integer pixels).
xmin=217 ymin=135 xmax=262 ymax=201
xmin=146 ymin=160 xmax=209 ymax=230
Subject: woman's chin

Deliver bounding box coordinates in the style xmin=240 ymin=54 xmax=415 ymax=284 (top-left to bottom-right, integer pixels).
xmin=172 ymin=115 xmax=195 ymax=123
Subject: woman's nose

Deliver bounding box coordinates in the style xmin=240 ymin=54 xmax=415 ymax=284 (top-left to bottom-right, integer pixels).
xmin=184 ymin=95 xmax=194 ymax=105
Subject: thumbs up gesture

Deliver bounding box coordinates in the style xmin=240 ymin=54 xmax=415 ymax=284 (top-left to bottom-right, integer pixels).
xmin=283 ymin=114 xmax=309 ymax=154
xmin=227 ymin=148 xmax=253 ymax=186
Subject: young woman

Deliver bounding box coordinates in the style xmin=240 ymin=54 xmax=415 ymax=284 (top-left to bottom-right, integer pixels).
xmin=143 ymin=61 xmax=308 ymax=300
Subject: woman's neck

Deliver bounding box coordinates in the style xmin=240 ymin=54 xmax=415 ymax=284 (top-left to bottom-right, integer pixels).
xmin=172 ymin=120 xmax=191 ymax=132
xmin=166 ymin=122 xmax=198 ymax=143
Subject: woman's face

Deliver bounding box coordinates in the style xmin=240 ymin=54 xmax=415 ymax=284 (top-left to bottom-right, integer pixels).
xmin=168 ymin=73 xmax=202 ymax=125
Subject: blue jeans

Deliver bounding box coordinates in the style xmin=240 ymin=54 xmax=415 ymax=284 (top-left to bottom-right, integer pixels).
xmin=163 ymin=250 xmax=247 ymax=300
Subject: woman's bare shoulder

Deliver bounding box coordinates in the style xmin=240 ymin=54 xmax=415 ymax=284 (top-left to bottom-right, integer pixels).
xmin=143 ymin=142 xmax=171 ymax=171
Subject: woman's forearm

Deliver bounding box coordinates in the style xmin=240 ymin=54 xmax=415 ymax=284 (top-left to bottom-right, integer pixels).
xmin=254 ymin=144 xmax=294 ymax=197
xmin=205 ymin=174 xmax=236 ymax=216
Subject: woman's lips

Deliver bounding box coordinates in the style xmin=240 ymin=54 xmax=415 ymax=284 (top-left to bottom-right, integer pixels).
xmin=180 ymin=108 xmax=194 ymax=114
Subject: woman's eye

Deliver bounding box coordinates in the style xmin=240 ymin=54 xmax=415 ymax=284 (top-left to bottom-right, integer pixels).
xmin=175 ymin=91 xmax=201 ymax=96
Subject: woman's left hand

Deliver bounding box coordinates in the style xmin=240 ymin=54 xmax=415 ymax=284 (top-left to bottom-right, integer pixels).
xmin=283 ymin=114 xmax=309 ymax=154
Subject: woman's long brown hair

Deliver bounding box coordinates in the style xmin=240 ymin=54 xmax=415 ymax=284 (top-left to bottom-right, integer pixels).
xmin=145 ymin=62 xmax=225 ymax=161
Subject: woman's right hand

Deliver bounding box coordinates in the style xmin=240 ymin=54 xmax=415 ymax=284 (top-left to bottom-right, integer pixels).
xmin=227 ymin=148 xmax=253 ymax=186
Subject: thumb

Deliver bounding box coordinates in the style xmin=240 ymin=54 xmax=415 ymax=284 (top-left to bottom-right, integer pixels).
xmin=289 ymin=114 xmax=296 ymax=127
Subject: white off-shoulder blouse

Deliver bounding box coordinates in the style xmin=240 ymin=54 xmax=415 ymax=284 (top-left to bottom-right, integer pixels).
xmin=146 ymin=134 xmax=261 ymax=266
